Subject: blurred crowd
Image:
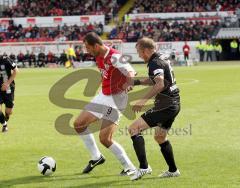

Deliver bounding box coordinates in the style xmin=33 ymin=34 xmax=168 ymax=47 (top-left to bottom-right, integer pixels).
xmin=0 ymin=0 xmax=239 ymax=43
xmin=109 ymin=20 xmax=221 ymax=42
xmin=0 ymin=20 xmax=103 ymax=42
xmin=1 ymin=47 xmax=95 ymax=68
xmin=128 ymin=0 xmax=240 ymax=14
xmin=3 ymin=0 xmax=239 ymax=19
xmin=2 ymin=0 xmax=127 ymax=23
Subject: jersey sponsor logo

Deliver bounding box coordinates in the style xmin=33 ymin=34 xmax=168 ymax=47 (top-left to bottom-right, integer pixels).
xmin=153 ymin=69 xmax=164 ymax=75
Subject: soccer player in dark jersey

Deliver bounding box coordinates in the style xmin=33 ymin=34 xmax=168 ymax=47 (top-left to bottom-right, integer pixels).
xmin=0 ymin=54 xmax=18 ymax=132
xmin=129 ymin=37 xmax=181 ymax=180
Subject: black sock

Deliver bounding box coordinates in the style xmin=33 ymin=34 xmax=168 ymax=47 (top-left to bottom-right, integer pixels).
xmin=0 ymin=111 xmax=6 ymax=125
xmin=131 ymin=134 xmax=148 ymax=169
xmin=160 ymin=140 xmax=177 ymax=172
xmin=5 ymin=113 xmax=9 ymax=122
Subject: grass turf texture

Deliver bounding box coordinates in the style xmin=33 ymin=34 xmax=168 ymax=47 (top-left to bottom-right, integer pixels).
xmin=0 ymin=62 xmax=240 ymax=188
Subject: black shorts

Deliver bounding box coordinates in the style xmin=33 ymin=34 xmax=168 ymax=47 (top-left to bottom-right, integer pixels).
xmin=141 ymin=104 xmax=180 ymax=130
xmin=0 ymin=87 xmax=15 ymax=108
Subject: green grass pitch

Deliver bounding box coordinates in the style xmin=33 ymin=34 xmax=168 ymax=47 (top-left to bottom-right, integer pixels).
xmin=0 ymin=62 xmax=240 ymax=188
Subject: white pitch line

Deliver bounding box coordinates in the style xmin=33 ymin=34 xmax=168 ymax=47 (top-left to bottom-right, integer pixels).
xmin=178 ymin=79 xmax=199 ymax=85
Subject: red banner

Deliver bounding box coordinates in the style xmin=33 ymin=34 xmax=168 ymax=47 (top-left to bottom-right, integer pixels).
xmin=0 ymin=19 xmax=10 ymax=25
xmin=80 ymin=16 xmax=89 ymax=23
xmin=54 ymin=17 xmax=62 ymax=23
xmin=27 ymin=18 xmax=36 ymax=24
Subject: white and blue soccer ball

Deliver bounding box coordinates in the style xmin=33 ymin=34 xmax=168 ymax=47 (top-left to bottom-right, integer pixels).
xmin=37 ymin=156 xmax=56 ymax=176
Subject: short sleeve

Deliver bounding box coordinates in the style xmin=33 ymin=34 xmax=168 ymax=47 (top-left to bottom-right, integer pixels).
xmin=111 ymin=53 xmax=136 ymax=76
xmin=6 ymin=57 xmax=17 ymax=70
xmin=149 ymin=61 xmax=164 ymax=78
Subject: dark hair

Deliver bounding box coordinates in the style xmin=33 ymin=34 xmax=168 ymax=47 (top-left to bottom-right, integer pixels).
xmin=83 ymin=32 xmax=103 ymax=46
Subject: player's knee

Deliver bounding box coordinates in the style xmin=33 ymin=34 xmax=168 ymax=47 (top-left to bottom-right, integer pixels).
xmin=99 ymin=134 xmax=112 ymax=147
xmin=73 ymin=119 xmax=87 ymax=133
xmin=128 ymin=127 xmax=134 ymax=136
xmin=154 ymin=134 xmax=167 ymax=144
xmin=128 ymin=125 xmax=139 ymax=136
xmin=5 ymin=111 xmax=12 ymax=116
xmin=5 ymin=108 xmax=13 ymax=115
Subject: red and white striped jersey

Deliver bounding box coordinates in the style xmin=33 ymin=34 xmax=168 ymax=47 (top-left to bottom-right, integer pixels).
xmin=95 ymin=46 xmax=135 ymax=95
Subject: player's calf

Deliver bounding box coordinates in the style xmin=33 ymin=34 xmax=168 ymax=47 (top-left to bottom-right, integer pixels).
xmin=99 ymin=133 xmax=113 ymax=148
xmin=5 ymin=113 xmax=10 ymax=122
xmin=5 ymin=115 xmax=9 ymax=122
xmin=5 ymin=108 xmax=13 ymax=122
xmin=154 ymin=129 xmax=168 ymax=144
xmin=0 ymin=111 xmax=8 ymax=132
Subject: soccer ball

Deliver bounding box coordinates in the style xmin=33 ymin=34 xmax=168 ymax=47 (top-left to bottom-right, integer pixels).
xmin=37 ymin=156 xmax=56 ymax=176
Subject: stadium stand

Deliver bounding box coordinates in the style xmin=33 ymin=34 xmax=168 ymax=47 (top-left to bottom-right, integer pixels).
xmin=216 ymin=28 xmax=240 ymax=39
xmin=0 ymin=0 xmax=239 ymax=62
xmin=128 ymin=0 xmax=240 ymax=14
xmin=2 ymin=0 xmax=127 ymax=23
xmin=0 ymin=21 xmax=104 ymax=42
xmin=108 ymin=20 xmax=221 ymax=42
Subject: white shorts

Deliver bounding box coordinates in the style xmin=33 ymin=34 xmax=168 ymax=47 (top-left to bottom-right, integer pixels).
xmin=84 ymin=91 xmax=128 ymax=125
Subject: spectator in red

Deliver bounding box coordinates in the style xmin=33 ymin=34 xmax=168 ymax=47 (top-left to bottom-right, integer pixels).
xmin=47 ymin=51 xmax=54 ymax=64
xmin=17 ymin=51 xmax=25 ymax=67
xmin=182 ymin=41 xmax=190 ymax=61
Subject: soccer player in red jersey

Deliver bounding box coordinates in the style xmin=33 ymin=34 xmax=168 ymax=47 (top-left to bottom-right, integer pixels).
xmin=74 ymin=32 xmax=136 ymax=175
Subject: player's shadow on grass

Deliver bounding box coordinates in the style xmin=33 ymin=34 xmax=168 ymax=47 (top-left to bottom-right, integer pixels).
xmin=74 ymin=173 xmax=119 ymax=177
xmin=0 ymin=176 xmax=56 ymax=187
xmin=0 ymin=174 xmax=127 ymax=187
xmin=65 ymin=179 xmax=131 ymax=188
xmin=67 ymin=175 xmax=163 ymax=188
xmin=0 ymin=175 xmax=88 ymax=187
xmin=67 ymin=177 xmax=161 ymax=188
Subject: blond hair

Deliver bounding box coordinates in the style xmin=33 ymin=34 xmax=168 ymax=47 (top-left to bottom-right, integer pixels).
xmin=136 ymin=37 xmax=156 ymax=50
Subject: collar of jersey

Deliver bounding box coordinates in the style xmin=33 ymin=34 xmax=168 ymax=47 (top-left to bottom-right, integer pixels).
xmin=147 ymin=52 xmax=158 ymax=66
xmin=103 ymin=46 xmax=110 ymax=59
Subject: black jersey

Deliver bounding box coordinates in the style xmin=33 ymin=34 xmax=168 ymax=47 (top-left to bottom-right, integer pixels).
xmin=148 ymin=52 xmax=180 ymax=104
xmin=0 ymin=56 xmax=17 ymax=88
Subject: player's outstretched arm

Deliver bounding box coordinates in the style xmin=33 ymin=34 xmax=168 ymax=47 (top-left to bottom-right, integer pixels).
xmin=132 ymin=75 xmax=164 ymax=113
xmin=124 ymin=71 xmax=136 ymax=92
xmin=134 ymin=78 xmax=153 ymax=86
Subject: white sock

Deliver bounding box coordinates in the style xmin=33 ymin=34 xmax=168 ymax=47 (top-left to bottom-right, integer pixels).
xmin=80 ymin=129 xmax=102 ymax=160
xmin=109 ymin=141 xmax=135 ymax=170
